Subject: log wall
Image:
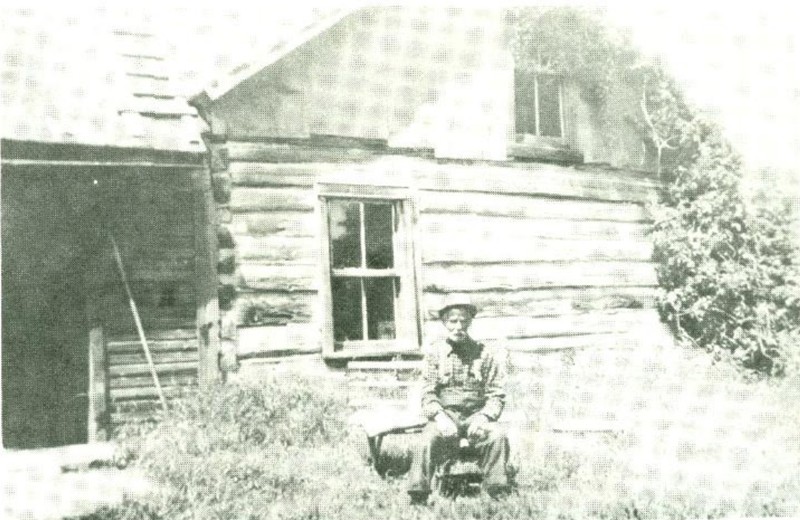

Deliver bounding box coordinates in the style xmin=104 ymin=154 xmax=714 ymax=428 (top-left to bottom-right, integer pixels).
xmin=212 ymin=140 xmax=662 ymax=362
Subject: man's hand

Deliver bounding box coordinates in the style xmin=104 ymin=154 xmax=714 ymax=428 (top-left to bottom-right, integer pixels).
xmin=467 ymin=414 xmax=489 ymax=439
xmin=434 ymin=411 xmax=458 ymax=437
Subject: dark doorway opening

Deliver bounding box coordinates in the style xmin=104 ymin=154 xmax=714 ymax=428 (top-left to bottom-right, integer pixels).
xmin=1 ymin=169 xmax=101 ymax=448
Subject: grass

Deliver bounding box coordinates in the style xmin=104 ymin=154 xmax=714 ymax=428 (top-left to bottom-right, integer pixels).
xmin=73 ymin=338 xmax=800 ymax=520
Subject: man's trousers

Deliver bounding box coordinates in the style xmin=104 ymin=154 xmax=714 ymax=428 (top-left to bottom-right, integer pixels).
xmin=407 ymin=420 xmax=510 ymax=494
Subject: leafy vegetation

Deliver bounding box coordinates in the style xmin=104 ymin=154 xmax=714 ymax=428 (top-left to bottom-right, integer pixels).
xmin=513 ymin=6 xmax=800 ymax=376
xmin=72 ymin=357 xmax=800 ymax=520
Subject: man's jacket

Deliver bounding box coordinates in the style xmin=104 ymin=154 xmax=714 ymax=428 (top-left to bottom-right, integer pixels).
xmin=420 ymin=337 xmax=507 ymax=422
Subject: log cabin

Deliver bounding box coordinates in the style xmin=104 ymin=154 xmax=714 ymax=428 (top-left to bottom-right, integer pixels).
xmin=1 ymin=8 xmax=216 ymax=448
xmin=1 ymin=6 xmax=668 ymax=448
xmin=187 ymin=6 xmax=665 ymax=376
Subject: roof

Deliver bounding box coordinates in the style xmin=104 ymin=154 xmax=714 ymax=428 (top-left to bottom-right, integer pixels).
xmin=1 ymin=6 xmax=204 ymax=152
xmin=186 ymin=6 xmax=356 ymax=102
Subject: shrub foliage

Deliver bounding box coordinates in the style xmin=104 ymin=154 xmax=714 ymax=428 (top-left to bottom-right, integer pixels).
xmin=512 ymin=6 xmax=800 ymax=375
xmin=652 ymin=122 xmax=800 ymax=375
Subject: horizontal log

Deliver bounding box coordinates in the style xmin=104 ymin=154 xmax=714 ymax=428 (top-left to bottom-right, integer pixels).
xmin=109 ymin=372 xmax=197 ymax=389
xmin=110 ymin=385 xmax=197 ymax=401
xmin=229 ymin=212 xmax=317 ymax=237
xmin=229 ymin=187 xmax=316 ymax=213
xmin=414 ymin=164 xmax=658 ymax=203
xmin=421 ymin=287 xmax=657 ymax=320
xmin=421 ymin=262 xmax=658 ymax=292
xmin=229 ymin=162 xmax=321 ymax=187
xmin=109 ymin=361 xmax=197 ymax=378
xmin=106 ymin=339 xmax=197 ymax=355
xmin=420 ymin=234 xmax=652 ymax=264
xmin=423 ymin=309 xmax=662 ymax=341
xmin=235 ymin=235 xmax=319 ymax=263
xmin=237 ymin=323 xmax=320 ymax=357
xmin=107 ymin=329 xmax=197 ymax=342
xmin=237 ymin=263 xmax=317 ymax=291
xmin=234 ymin=291 xmax=316 ymax=325
xmin=418 ymin=191 xmax=651 ymax=224
xmin=503 ymin=332 xmax=644 ymax=354
xmin=109 ymin=350 xmax=199 ymax=366
xmin=226 ymin=142 xmax=377 ymax=163
xmin=419 ymin=213 xmax=651 ymax=242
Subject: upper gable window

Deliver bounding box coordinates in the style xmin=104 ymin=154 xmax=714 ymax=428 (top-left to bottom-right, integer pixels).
xmin=514 ymin=70 xmax=564 ymax=140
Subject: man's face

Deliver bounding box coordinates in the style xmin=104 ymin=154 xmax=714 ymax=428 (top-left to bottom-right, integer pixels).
xmin=443 ymin=307 xmax=472 ymax=343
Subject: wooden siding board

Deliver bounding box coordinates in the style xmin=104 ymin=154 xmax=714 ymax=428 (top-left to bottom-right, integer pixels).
xmin=230 ymin=187 xmax=316 ymax=212
xmin=235 ymin=235 xmax=318 ymax=263
xmin=421 ymin=287 xmax=657 ymax=320
xmin=418 ymin=191 xmax=651 ymax=222
xmin=108 ymin=361 xmax=198 ymax=377
xmin=415 ymin=169 xmax=654 ymax=203
xmin=109 ymin=385 xmax=197 ymax=401
xmin=108 ymin=350 xmax=199 ymax=366
xmin=229 ymin=212 xmax=317 ymax=237
xmin=237 ymin=324 xmax=321 ymax=357
xmin=419 ymin=213 xmax=651 ymax=242
xmin=503 ymin=332 xmax=645 ymax=354
xmin=420 ymin=235 xmax=653 ymax=263
xmin=234 ymin=291 xmax=316 ymax=325
xmin=238 ymin=264 xmax=317 ymax=291
xmin=226 ymin=142 xmax=377 ymax=163
xmin=109 ymin=373 xmax=197 ymax=389
xmin=423 ymin=309 xmax=661 ymax=341
xmin=229 ymin=162 xmax=320 ymax=187
xmin=421 ymin=262 xmax=658 ymax=292
xmin=106 ymin=339 xmax=198 ymax=354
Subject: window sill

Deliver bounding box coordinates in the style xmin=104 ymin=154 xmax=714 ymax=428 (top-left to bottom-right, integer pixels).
xmin=509 ymin=135 xmax=583 ymax=165
xmin=324 ymin=341 xmax=422 ymax=360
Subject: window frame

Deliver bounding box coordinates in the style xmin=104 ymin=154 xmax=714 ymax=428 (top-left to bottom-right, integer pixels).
xmin=318 ymin=184 xmax=421 ymax=359
xmin=511 ymin=69 xmax=583 ymax=163
xmin=514 ymin=70 xmax=566 ymax=142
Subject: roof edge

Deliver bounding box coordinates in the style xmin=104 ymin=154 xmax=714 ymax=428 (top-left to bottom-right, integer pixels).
xmin=194 ymin=7 xmax=360 ymax=104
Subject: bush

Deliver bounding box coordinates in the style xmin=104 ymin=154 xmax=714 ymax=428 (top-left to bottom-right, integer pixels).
xmin=652 ymin=117 xmax=800 ymax=375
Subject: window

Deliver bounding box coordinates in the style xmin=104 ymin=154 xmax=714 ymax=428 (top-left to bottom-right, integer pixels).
xmin=319 ymin=186 xmax=419 ymax=358
xmin=514 ymin=70 xmax=564 ymax=140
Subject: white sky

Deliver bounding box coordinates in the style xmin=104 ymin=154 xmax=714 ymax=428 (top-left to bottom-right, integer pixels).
xmin=601 ymin=2 xmax=800 ymax=184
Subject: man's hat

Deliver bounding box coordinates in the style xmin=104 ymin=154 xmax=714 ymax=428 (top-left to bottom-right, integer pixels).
xmin=438 ymin=293 xmax=478 ymax=320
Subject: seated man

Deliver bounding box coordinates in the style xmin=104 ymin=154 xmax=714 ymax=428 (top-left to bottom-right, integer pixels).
xmin=407 ymin=295 xmax=511 ymax=503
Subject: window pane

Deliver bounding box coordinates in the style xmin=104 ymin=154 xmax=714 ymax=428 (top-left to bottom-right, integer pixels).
xmin=365 ymin=277 xmax=396 ymax=340
xmin=332 ymin=278 xmax=363 ymax=342
xmin=364 ymin=203 xmax=394 ymax=269
xmin=514 ymin=69 xmax=537 ymax=135
xmin=537 ymin=76 xmax=562 ymax=138
xmin=328 ymin=200 xmax=362 ymax=268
